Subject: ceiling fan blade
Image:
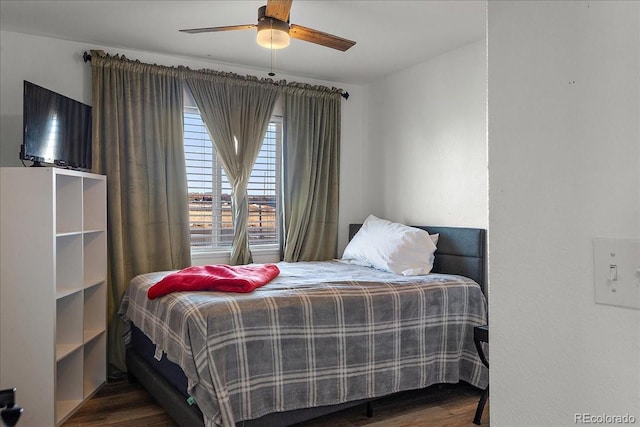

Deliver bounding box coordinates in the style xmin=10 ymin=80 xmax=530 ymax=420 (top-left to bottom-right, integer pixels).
xmin=289 ymin=24 xmax=356 ymax=52
xmin=179 ymin=24 xmax=256 ymax=34
xmin=265 ymin=0 xmax=293 ymax=22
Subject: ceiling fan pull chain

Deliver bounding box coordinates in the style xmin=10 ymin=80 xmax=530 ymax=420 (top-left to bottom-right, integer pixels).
xmin=269 ymin=19 xmax=276 ymax=76
xmin=269 ymin=50 xmax=275 ymax=77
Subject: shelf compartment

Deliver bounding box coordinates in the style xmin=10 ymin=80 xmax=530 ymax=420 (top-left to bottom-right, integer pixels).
xmin=83 ymin=231 xmax=107 ymax=286
xmin=56 ymin=347 xmax=83 ymax=425
xmin=83 ymin=332 xmax=106 ymax=398
xmin=56 ymin=292 xmax=83 ymax=361
xmin=56 ymin=234 xmax=83 ymax=293
xmin=56 ymin=174 xmax=83 ymax=234
xmin=84 ymin=281 xmax=106 ymax=341
xmin=83 ymin=177 xmax=106 ymax=232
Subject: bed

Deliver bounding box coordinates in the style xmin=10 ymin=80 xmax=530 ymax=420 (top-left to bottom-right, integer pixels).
xmin=119 ymin=224 xmax=488 ymax=427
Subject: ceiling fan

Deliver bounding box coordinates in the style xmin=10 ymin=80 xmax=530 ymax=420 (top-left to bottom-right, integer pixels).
xmin=179 ymin=0 xmax=356 ymax=51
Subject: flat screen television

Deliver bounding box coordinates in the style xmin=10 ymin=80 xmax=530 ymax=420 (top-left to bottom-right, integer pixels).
xmin=20 ymin=80 xmax=92 ymax=170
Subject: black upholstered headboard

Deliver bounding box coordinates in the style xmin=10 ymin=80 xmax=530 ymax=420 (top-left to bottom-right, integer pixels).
xmin=348 ymin=224 xmax=487 ymax=295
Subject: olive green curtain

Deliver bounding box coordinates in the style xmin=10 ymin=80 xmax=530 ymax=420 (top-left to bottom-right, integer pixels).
xmin=89 ymin=49 xmax=343 ymax=372
xmin=185 ymin=77 xmax=279 ymax=265
xmin=282 ymin=85 xmax=341 ymax=261
xmin=90 ymin=51 xmax=191 ymax=375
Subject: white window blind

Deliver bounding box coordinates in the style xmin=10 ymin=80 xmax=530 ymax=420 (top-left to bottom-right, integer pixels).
xmin=184 ymin=105 xmax=281 ymax=250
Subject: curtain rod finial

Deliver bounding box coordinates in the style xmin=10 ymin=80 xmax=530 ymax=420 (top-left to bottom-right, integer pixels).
xmin=342 ymin=92 xmax=349 ymax=100
xmin=83 ymin=51 xmax=91 ymax=63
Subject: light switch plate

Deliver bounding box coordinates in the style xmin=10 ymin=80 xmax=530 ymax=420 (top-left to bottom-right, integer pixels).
xmin=593 ymin=238 xmax=640 ymax=310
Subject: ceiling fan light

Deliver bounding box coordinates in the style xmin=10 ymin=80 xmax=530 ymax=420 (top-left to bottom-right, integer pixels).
xmin=256 ymin=19 xmax=290 ymax=49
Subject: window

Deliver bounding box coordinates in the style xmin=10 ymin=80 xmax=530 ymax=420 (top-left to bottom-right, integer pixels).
xmin=184 ymin=105 xmax=282 ymax=250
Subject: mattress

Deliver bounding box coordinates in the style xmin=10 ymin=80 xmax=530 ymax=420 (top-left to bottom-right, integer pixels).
xmin=120 ymin=260 xmax=488 ymax=427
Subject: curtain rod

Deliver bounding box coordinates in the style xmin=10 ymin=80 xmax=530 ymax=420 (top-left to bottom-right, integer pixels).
xmin=82 ymin=51 xmax=349 ymax=100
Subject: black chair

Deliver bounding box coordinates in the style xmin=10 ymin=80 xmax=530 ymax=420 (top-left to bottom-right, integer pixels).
xmin=473 ymin=325 xmax=489 ymax=425
xmin=0 ymin=389 xmax=22 ymax=427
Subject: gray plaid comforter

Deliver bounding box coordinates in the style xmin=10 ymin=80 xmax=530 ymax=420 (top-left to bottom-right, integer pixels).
xmin=119 ymin=261 xmax=488 ymax=427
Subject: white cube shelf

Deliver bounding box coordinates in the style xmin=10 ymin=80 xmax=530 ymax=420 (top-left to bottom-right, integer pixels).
xmin=1 ymin=167 xmax=107 ymax=426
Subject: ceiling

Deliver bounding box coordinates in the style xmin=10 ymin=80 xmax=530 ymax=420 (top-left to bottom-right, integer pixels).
xmin=0 ymin=0 xmax=486 ymax=84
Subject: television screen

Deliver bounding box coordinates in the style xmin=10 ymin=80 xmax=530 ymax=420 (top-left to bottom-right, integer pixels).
xmin=21 ymin=81 xmax=92 ymax=170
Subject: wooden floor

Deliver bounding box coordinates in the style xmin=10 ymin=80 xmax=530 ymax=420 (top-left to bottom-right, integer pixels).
xmin=63 ymin=380 xmax=489 ymax=427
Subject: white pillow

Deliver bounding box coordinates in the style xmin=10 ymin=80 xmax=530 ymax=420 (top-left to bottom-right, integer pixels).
xmin=342 ymin=215 xmax=437 ymax=276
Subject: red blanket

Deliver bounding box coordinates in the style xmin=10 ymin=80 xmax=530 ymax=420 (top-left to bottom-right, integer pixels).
xmin=147 ymin=264 xmax=280 ymax=300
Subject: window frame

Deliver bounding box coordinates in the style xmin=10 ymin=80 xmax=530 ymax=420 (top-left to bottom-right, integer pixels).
xmin=183 ymin=101 xmax=282 ymax=256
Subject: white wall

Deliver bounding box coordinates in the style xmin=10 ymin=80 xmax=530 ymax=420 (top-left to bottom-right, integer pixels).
xmin=0 ymin=30 xmax=367 ymax=259
xmin=364 ymin=39 xmax=487 ymax=229
xmin=488 ymin=1 xmax=640 ymax=426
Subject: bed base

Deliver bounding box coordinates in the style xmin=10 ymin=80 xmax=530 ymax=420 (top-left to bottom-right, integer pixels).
xmin=127 ymin=349 xmax=204 ymax=427
xmin=126 ymin=348 xmax=370 ymax=427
